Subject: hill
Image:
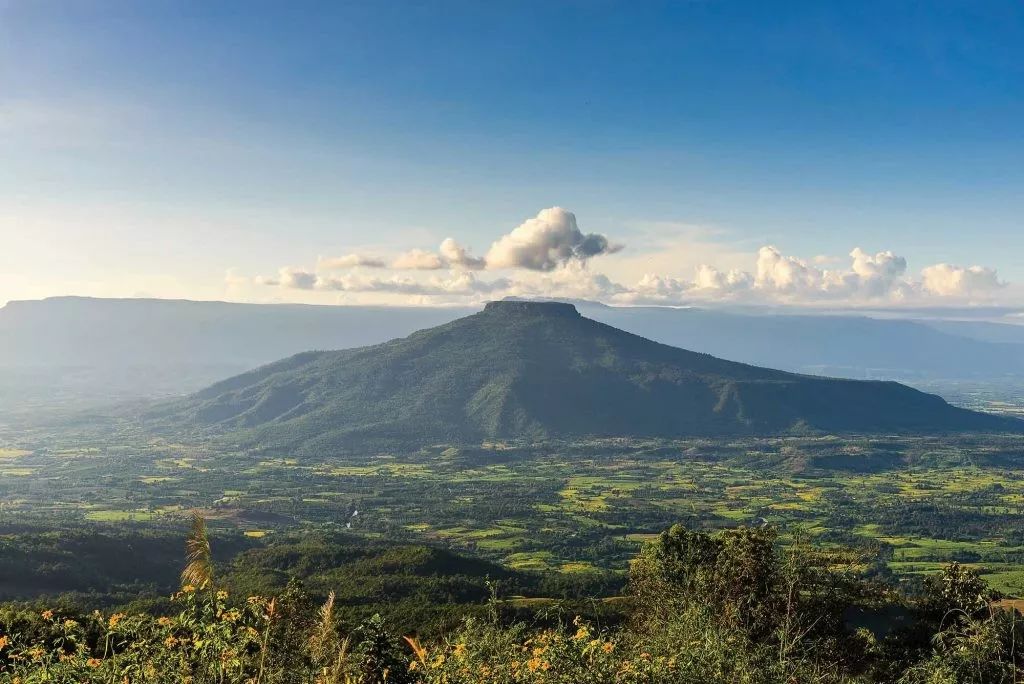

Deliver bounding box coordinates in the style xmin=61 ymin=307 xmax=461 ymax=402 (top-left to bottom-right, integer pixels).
xmin=152 ymin=301 xmax=1019 ymax=451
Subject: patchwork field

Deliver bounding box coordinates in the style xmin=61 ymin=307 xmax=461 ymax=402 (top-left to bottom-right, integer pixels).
xmin=3 ymin=423 xmax=1024 ymax=595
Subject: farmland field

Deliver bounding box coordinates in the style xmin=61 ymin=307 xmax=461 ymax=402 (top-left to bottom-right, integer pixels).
xmin=4 ymin=418 xmax=1024 ymax=596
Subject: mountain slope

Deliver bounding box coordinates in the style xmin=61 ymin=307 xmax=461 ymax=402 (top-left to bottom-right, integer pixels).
xmin=153 ymin=301 xmax=1020 ymax=451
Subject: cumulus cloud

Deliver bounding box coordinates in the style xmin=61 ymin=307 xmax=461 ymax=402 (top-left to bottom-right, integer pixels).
xmin=251 ymin=205 xmax=1007 ymax=307
xmin=485 ymin=207 xmax=621 ymax=271
xmin=318 ymin=253 xmax=387 ymax=269
xmin=755 ymin=246 xmax=822 ymax=293
xmin=849 ymin=248 xmax=908 ymax=297
xmin=439 ymin=238 xmax=486 ymax=270
xmin=693 ymin=264 xmax=754 ymax=292
xmin=392 ymin=249 xmax=446 ymax=270
xmin=921 ymin=263 xmax=1003 ymax=297
xmin=751 ymin=246 xmax=912 ymax=300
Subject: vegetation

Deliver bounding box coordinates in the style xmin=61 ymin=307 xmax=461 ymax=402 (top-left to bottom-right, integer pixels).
xmin=2 ymin=520 xmax=1022 ymax=683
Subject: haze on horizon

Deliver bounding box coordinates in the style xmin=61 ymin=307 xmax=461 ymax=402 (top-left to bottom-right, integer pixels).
xmin=2 ymin=1 xmax=1022 ymax=313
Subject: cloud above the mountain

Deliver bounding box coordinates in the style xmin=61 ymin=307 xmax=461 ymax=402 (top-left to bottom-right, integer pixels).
xmin=439 ymin=238 xmax=487 ymax=270
xmin=251 ymin=206 xmax=1007 ymax=307
xmin=484 ymin=207 xmax=621 ymax=271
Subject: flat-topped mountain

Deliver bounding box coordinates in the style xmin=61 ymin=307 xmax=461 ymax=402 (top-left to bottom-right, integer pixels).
xmin=153 ymin=301 xmax=1020 ymax=451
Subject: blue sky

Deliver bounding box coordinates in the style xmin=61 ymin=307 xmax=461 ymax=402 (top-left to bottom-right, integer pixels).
xmin=1 ymin=1 xmax=1022 ymax=308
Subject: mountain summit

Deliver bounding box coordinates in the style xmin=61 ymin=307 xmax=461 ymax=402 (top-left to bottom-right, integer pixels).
xmin=154 ymin=301 xmax=1019 ymax=451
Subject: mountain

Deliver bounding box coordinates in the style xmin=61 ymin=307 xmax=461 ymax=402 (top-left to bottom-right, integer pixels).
xmin=153 ymin=301 xmax=1020 ymax=452
xmin=4 ymin=296 xmax=1023 ymax=415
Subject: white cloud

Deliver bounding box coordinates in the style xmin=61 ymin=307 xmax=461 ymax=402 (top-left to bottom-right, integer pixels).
xmin=921 ymin=263 xmax=1003 ymax=297
xmin=252 ymin=206 xmax=1009 ymax=308
xmin=485 ymin=207 xmax=621 ymax=271
xmin=392 ymin=249 xmax=446 ymax=270
xmin=693 ymin=264 xmax=753 ymax=292
xmin=439 ymin=238 xmax=486 ymax=270
xmin=635 ymin=273 xmax=690 ymax=297
xmin=318 ymin=254 xmax=387 ymax=269
xmin=755 ymin=246 xmax=822 ymax=293
xmin=849 ymin=248 xmax=907 ymax=297
xmin=751 ymin=246 xmax=911 ymax=300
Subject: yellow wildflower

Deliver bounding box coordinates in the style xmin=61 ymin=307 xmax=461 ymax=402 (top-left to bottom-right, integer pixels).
xmin=108 ymin=613 xmax=126 ymax=628
xmin=41 ymin=610 xmax=54 ymax=620
xmin=0 ymin=635 xmax=8 ymax=649
xmin=157 ymin=617 xmax=173 ymax=626
xmin=602 ymin=642 xmax=615 ymax=653
xmin=87 ymin=658 xmax=102 ymax=668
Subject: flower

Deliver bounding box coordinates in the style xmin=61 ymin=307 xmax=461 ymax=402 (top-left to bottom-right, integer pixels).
xmin=602 ymin=642 xmax=615 ymax=653
xmin=0 ymin=635 xmax=9 ymax=649
xmin=216 ymin=590 xmax=229 ymax=601
xmin=41 ymin=610 xmax=54 ymax=620
xmin=157 ymin=617 xmax=173 ymax=626
xmin=87 ymin=657 xmax=102 ymax=668
xmin=182 ymin=584 xmax=196 ymax=593
xmin=108 ymin=613 xmax=126 ymax=628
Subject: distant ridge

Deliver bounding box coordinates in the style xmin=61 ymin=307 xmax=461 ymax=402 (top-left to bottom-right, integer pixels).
xmin=151 ymin=301 xmax=1021 ymax=452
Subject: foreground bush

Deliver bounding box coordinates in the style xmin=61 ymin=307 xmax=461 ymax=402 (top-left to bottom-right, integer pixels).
xmin=2 ymin=521 xmax=1023 ymax=683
